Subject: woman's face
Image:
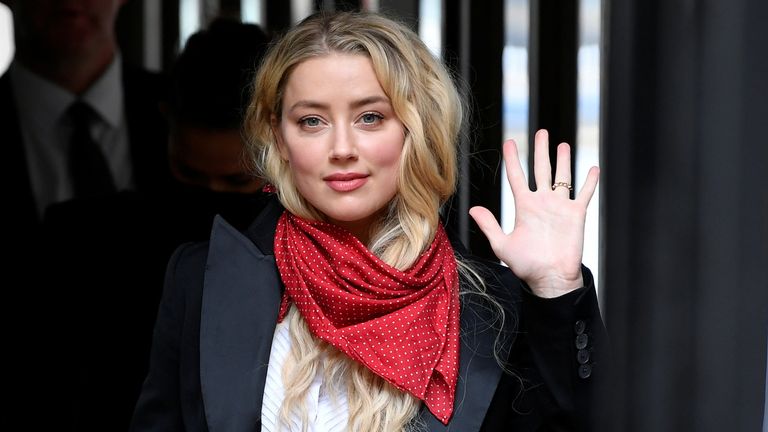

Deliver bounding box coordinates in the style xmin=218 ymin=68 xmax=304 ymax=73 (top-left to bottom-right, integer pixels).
xmin=274 ymin=53 xmax=405 ymax=242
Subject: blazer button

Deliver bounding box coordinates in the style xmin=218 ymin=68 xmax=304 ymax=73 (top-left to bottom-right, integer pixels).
xmin=575 ymin=333 xmax=589 ymax=350
xmin=578 ymin=364 xmax=592 ymax=379
xmin=577 ymin=349 xmax=590 ymax=364
xmin=574 ymin=320 xmax=586 ymax=335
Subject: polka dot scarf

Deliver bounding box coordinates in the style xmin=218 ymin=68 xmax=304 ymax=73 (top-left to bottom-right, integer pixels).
xmin=274 ymin=211 xmax=460 ymax=425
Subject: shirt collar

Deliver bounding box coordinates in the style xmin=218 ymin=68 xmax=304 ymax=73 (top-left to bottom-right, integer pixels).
xmin=80 ymin=53 xmax=123 ymax=128
xmin=9 ymin=53 xmax=124 ymax=127
xmin=9 ymin=60 xmax=75 ymax=127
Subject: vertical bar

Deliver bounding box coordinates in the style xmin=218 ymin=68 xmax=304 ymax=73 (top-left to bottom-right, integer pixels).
xmin=361 ymin=0 xmax=380 ymax=12
xmin=143 ymin=0 xmax=163 ymax=71
xmin=444 ymin=0 xmax=504 ymax=259
xmin=500 ymin=0 xmax=530 ymax=235
xmin=467 ymin=0 xmax=503 ymax=259
xmin=291 ymin=0 xmax=313 ymax=23
xmin=443 ymin=0 xmax=471 ymax=248
xmin=0 ymin=4 xmax=12 ymax=74
xmin=241 ymin=0 xmax=266 ymax=26
xmin=266 ymin=0 xmax=292 ymax=30
xmin=528 ymin=0 xmax=578 ymax=194
xmin=200 ymin=0 xmax=221 ymax=25
xmin=115 ymin=1 xmax=145 ymax=67
xmin=335 ymin=0 xmax=362 ymax=11
xmin=419 ymin=0 xmax=443 ymax=59
xmin=179 ymin=0 xmax=202 ymax=49
xmin=576 ymin=0 xmax=602 ymax=291
xmin=379 ymin=0 xmax=419 ymax=28
xmin=161 ymin=0 xmax=180 ymax=70
xmin=217 ymin=0 xmax=243 ymax=19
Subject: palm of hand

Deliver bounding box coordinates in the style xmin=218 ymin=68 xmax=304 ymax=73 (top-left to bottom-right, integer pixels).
xmin=469 ymin=129 xmax=599 ymax=298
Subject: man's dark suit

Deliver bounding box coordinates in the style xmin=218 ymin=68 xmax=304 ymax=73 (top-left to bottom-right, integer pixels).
xmin=0 ymin=63 xmax=170 ymax=431
xmin=0 ymin=64 xmax=170 ymax=228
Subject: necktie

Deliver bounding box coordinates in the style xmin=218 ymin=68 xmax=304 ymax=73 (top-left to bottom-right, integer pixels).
xmin=67 ymin=101 xmax=117 ymax=199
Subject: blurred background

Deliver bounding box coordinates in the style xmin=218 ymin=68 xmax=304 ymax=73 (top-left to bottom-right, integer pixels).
xmin=1 ymin=0 xmax=766 ymax=430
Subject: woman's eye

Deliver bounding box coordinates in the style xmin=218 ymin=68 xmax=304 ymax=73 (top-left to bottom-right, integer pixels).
xmin=360 ymin=113 xmax=383 ymax=125
xmin=299 ymin=116 xmax=322 ymax=128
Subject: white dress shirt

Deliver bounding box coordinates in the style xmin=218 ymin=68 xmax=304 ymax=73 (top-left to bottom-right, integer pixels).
xmin=9 ymin=54 xmax=133 ymax=217
xmin=261 ymin=318 xmax=349 ymax=432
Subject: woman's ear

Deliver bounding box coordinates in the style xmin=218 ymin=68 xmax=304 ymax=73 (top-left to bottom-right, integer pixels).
xmin=271 ymin=114 xmax=288 ymax=161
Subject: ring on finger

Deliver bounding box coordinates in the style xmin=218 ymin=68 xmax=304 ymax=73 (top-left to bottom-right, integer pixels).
xmin=551 ymin=181 xmax=573 ymax=191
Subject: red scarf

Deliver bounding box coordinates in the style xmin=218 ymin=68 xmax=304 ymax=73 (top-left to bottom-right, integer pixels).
xmin=274 ymin=211 xmax=460 ymax=425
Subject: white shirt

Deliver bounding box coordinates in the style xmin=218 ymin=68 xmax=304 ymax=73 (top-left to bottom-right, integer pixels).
xmin=261 ymin=318 xmax=349 ymax=432
xmin=9 ymin=54 xmax=133 ymax=217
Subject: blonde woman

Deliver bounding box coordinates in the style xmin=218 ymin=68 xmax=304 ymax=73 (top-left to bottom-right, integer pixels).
xmin=131 ymin=11 xmax=605 ymax=432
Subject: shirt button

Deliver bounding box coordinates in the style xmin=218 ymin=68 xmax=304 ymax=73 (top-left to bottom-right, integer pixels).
xmin=578 ymin=364 xmax=592 ymax=379
xmin=577 ymin=349 xmax=590 ymax=364
xmin=574 ymin=320 xmax=586 ymax=335
xmin=575 ymin=333 xmax=589 ymax=350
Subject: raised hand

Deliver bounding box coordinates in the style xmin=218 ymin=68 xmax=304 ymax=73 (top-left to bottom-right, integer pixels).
xmin=469 ymin=129 xmax=599 ymax=298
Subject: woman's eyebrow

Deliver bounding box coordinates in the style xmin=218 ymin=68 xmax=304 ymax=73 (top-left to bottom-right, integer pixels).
xmin=287 ymin=100 xmax=329 ymax=112
xmin=349 ymin=95 xmax=391 ymax=109
xmin=287 ymin=95 xmax=391 ymax=113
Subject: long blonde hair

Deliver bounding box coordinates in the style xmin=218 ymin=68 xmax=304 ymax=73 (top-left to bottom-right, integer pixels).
xmin=244 ymin=11 xmax=498 ymax=431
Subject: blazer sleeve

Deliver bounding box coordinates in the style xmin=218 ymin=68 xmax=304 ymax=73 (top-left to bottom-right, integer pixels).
xmin=483 ymin=267 xmax=608 ymax=431
xmin=130 ymin=243 xmax=205 ymax=432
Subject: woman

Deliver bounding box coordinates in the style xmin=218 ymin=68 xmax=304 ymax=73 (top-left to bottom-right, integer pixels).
xmin=130 ymin=11 xmax=605 ymax=432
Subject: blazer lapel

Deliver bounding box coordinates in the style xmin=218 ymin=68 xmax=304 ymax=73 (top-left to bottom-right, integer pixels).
xmin=200 ymin=215 xmax=282 ymax=432
xmin=199 ymin=200 xmax=505 ymax=431
xmin=421 ymin=291 xmax=506 ymax=432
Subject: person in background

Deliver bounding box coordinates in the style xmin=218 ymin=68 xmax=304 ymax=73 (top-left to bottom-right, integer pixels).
xmin=161 ymin=17 xmax=272 ymax=233
xmin=0 ymin=0 xmax=168 ymax=223
xmin=40 ymin=17 xmax=273 ymax=432
xmin=0 ymin=1 xmax=168 ymax=429
xmin=131 ymin=11 xmax=607 ymax=431
xmin=166 ymin=17 xmax=268 ymax=195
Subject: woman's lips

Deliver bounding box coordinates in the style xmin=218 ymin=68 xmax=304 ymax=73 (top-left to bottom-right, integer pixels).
xmin=324 ymin=173 xmax=369 ymax=192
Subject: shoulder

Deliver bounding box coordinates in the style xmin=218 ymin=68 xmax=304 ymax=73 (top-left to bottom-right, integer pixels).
xmin=168 ymin=241 xmax=210 ymax=277
xmin=165 ymin=197 xmax=282 ymax=291
xmin=161 ymin=241 xmax=210 ymax=305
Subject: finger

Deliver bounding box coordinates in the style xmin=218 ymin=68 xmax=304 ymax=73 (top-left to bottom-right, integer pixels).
xmin=576 ymin=166 xmax=600 ymax=207
xmin=502 ymin=139 xmax=528 ymax=195
xmin=533 ymin=129 xmax=552 ymax=191
xmin=552 ymin=142 xmax=573 ymax=196
xmin=469 ymin=206 xmax=505 ymax=252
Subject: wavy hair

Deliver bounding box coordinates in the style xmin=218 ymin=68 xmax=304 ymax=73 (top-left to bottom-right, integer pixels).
xmin=244 ymin=11 xmax=505 ymax=431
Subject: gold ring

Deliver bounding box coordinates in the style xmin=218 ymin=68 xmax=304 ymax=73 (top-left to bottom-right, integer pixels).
xmin=552 ymin=182 xmax=573 ymax=191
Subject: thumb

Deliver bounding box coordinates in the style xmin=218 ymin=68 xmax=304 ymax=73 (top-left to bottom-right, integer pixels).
xmin=469 ymin=206 xmax=505 ymax=252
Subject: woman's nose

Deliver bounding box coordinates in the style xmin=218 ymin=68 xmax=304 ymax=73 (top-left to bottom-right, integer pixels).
xmin=329 ymin=126 xmax=358 ymax=160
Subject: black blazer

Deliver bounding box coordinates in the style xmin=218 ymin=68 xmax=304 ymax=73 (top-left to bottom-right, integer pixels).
xmin=131 ymin=199 xmax=607 ymax=431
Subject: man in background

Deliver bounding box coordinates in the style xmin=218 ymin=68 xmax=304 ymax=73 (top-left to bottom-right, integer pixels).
xmin=0 ymin=1 xmax=168 ymax=429
xmin=41 ymin=18 xmax=273 ymax=431
xmin=0 ymin=0 xmax=168 ymax=223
